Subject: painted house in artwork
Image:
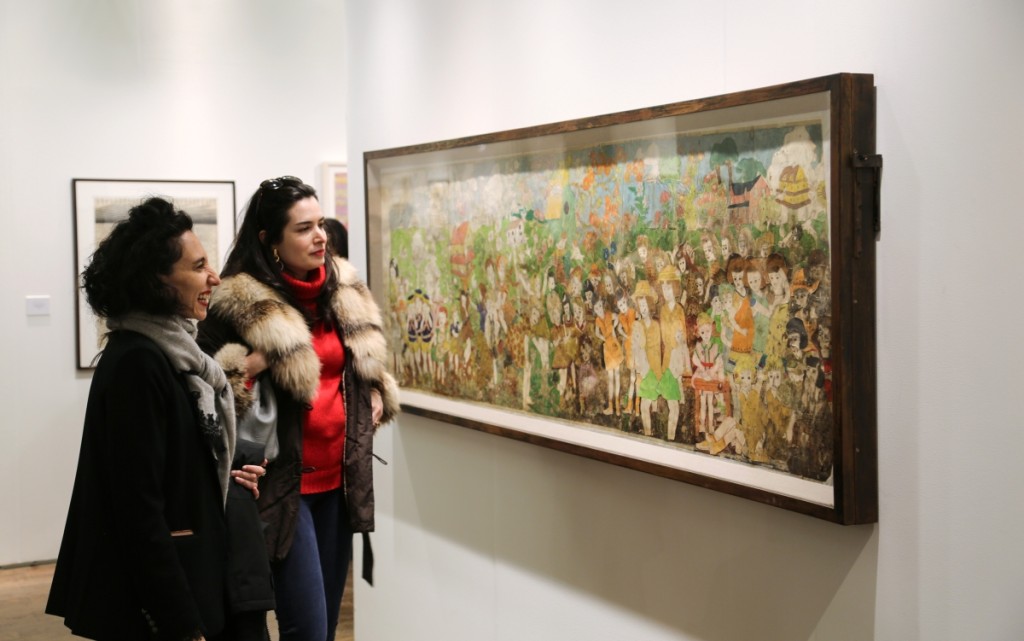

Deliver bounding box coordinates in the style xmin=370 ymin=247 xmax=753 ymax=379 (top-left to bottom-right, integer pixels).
xmin=728 ymin=175 xmax=770 ymax=225
xmin=776 ymin=165 xmax=812 ymax=210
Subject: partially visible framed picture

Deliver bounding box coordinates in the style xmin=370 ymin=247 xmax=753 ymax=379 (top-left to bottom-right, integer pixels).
xmin=365 ymin=73 xmax=879 ymax=524
xmin=321 ymin=162 xmax=349 ymax=226
xmin=73 ymin=179 xmax=236 ymax=369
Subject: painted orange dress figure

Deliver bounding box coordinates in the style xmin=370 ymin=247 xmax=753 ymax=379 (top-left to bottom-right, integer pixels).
xmin=692 ymin=312 xmax=727 ymax=445
xmin=593 ymin=296 xmax=623 ymax=415
xmin=724 ymin=255 xmax=754 ymax=376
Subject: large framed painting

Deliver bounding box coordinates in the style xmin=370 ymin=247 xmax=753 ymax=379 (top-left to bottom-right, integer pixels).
xmin=73 ymin=179 xmax=236 ymax=369
xmin=364 ymin=73 xmax=880 ymax=524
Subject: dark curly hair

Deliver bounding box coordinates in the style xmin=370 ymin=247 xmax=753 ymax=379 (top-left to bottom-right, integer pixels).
xmin=81 ymin=197 xmax=194 ymax=318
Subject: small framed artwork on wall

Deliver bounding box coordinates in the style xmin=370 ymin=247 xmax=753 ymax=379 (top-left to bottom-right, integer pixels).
xmin=72 ymin=179 xmax=236 ymax=369
xmin=321 ymin=162 xmax=349 ymax=227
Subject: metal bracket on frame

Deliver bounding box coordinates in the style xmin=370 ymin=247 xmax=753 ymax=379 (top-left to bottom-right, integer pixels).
xmin=852 ymin=151 xmax=883 ymax=257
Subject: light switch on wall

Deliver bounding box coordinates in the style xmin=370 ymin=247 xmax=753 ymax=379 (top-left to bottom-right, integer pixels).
xmin=26 ymin=295 xmax=51 ymax=316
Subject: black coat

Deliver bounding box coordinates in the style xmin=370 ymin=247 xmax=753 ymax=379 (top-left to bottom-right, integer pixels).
xmin=47 ymin=331 xmax=230 ymax=641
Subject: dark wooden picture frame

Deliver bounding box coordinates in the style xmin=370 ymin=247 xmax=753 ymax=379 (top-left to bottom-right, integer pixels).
xmin=365 ymin=73 xmax=879 ymax=524
xmin=72 ymin=179 xmax=237 ymax=369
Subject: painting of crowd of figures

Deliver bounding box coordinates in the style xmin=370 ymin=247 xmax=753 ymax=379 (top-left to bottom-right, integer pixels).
xmin=384 ymin=119 xmax=837 ymax=477
xmin=368 ymin=74 xmax=879 ymax=521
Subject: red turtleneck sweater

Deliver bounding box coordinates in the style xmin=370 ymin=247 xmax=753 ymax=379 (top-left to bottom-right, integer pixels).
xmin=281 ymin=266 xmax=347 ymax=494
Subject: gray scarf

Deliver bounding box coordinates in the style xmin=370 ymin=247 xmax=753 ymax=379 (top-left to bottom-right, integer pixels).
xmin=106 ymin=312 xmax=237 ymax=505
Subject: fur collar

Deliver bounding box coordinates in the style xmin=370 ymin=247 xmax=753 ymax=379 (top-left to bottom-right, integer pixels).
xmin=209 ymin=258 xmax=399 ymax=424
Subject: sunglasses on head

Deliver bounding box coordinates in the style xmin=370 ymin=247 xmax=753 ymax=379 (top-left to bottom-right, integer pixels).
xmin=255 ymin=175 xmax=304 ymax=215
xmin=260 ymin=175 xmax=303 ymax=191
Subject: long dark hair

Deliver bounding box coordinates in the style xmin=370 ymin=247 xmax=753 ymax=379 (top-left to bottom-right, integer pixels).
xmin=221 ymin=176 xmax=339 ymax=322
xmin=82 ymin=197 xmax=193 ymax=318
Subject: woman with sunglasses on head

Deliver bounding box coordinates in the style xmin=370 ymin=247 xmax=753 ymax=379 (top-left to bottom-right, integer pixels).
xmin=198 ymin=176 xmax=399 ymax=641
xmin=47 ymin=197 xmax=271 ymax=641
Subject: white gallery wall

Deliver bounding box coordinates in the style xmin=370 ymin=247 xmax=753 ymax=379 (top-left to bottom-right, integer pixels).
xmin=2 ymin=1 xmax=1022 ymax=641
xmin=345 ymin=1 xmax=1024 ymax=640
xmin=0 ymin=0 xmax=349 ymax=562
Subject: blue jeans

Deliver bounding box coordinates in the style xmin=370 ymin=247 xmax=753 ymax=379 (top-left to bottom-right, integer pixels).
xmin=272 ymin=489 xmax=352 ymax=641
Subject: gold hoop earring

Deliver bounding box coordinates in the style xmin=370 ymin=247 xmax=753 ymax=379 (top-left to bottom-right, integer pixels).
xmin=272 ymin=248 xmax=281 ymax=266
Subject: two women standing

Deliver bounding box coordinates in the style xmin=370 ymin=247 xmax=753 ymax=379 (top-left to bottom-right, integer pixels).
xmin=49 ymin=176 xmax=398 ymax=641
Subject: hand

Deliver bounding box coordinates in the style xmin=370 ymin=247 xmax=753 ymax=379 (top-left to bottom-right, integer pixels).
xmin=232 ymin=459 xmax=268 ymax=499
xmin=371 ymin=389 xmax=384 ymax=427
xmin=244 ymin=350 xmax=268 ymax=379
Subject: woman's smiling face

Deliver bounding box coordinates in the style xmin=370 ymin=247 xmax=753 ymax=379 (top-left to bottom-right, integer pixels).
xmin=160 ymin=230 xmax=220 ymax=320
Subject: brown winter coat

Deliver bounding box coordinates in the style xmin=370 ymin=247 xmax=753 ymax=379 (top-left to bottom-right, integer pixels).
xmin=197 ymin=257 xmax=399 ymax=563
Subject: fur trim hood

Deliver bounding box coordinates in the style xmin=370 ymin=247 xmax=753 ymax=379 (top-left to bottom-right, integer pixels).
xmin=208 ymin=257 xmax=400 ymax=426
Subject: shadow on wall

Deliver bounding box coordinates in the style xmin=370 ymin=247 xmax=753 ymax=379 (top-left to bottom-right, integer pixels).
xmin=392 ymin=414 xmax=877 ymax=640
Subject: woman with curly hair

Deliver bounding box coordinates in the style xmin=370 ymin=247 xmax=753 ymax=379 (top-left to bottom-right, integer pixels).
xmin=47 ymin=197 xmax=270 ymax=641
